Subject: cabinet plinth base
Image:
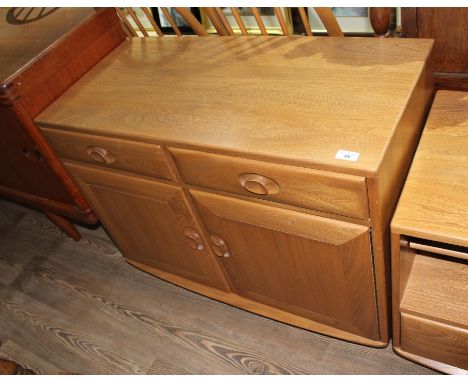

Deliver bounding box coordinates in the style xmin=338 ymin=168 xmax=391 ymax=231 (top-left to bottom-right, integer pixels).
xmin=126 ymin=258 xmax=387 ymax=348
xmin=393 ymin=346 xmax=468 ymax=375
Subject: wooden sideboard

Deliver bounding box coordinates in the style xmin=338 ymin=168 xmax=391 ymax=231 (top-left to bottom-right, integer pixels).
xmin=0 ymin=8 xmax=126 ymax=239
xmin=391 ymin=90 xmax=468 ymax=374
xmin=36 ymin=37 xmax=434 ymax=346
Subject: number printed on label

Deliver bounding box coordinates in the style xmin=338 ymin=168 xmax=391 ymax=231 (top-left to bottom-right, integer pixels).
xmin=335 ymin=150 xmax=360 ymax=162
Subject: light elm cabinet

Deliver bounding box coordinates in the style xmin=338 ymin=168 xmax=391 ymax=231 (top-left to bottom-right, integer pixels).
xmin=37 ymin=37 xmax=435 ymax=346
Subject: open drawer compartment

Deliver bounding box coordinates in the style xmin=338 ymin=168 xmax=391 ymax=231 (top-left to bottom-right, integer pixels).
xmin=398 ymin=238 xmax=468 ymax=370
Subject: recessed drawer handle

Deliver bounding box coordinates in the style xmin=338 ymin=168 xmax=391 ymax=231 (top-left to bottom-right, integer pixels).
xmin=210 ymin=234 xmax=232 ymax=258
xmin=86 ymin=146 xmax=115 ymax=164
xmin=184 ymin=227 xmax=204 ymax=251
xmin=238 ymin=173 xmax=280 ymax=195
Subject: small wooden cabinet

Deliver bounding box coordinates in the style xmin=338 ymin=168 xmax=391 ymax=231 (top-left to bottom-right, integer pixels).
xmin=67 ymin=163 xmax=229 ymax=291
xmin=391 ymin=91 xmax=468 ymax=374
xmin=36 ymin=37 xmax=434 ymax=347
xmin=192 ymin=190 xmax=378 ymax=340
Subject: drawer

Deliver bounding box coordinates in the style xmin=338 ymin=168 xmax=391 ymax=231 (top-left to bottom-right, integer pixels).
xmin=42 ymin=128 xmax=174 ymax=180
xmin=170 ymin=148 xmax=369 ymax=220
xmin=400 ymin=313 xmax=468 ymax=370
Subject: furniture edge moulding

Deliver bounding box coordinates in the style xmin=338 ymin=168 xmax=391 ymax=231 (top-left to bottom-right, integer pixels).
xmin=391 ymin=233 xmax=468 ymax=375
xmin=4 ymin=8 xmax=127 ymax=118
xmin=364 ymin=48 xmax=434 ymax=344
xmin=126 ymin=258 xmax=388 ymax=348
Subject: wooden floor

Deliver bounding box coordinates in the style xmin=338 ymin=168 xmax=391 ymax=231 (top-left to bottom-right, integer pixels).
xmin=0 ymin=199 xmax=438 ymax=375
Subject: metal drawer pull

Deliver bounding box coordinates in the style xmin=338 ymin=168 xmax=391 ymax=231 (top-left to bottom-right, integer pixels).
xmin=86 ymin=146 xmax=115 ymax=164
xmin=183 ymin=227 xmax=204 ymax=251
xmin=210 ymin=234 xmax=232 ymax=258
xmin=238 ymin=173 xmax=280 ymax=195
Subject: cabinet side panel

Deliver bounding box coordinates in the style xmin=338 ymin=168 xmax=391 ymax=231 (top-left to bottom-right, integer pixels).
xmin=368 ymin=57 xmax=434 ymax=343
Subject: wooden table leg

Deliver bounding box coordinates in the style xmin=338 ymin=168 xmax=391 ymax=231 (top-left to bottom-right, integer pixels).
xmin=0 ymin=358 xmax=34 ymax=375
xmin=44 ymin=211 xmax=81 ymax=241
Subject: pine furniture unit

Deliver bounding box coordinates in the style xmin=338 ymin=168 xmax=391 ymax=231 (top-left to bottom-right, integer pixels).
xmin=36 ymin=37 xmax=434 ymax=346
xmin=391 ymin=90 xmax=468 ymax=374
xmin=0 ymin=8 xmax=126 ymax=239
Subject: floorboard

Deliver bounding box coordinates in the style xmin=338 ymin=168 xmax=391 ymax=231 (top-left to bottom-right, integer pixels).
xmin=0 ymin=199 xmax=438 ymax=375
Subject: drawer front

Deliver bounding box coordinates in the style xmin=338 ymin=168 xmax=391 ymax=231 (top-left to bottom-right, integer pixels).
xmin=171 ymin=148 xmax=369 ymax=220
xmin=401 ymin=313 xmax=468 ymax=370
xmin=42 ymin=128 xmax=174 ymax=180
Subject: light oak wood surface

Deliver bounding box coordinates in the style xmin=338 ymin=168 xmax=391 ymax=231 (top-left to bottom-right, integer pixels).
xmin=391 ymin=90 xmax=468 ymax=374
xmin=66 ymin=162 xmax=229 ymax=292
xmin=36 ymin=37 xmax=434 ymax=176
xmin=191 ymin=189 xmax=378 ymax=340
xmin=36 ymin=36 xmax=435 ymax=347
xmin=170 ymin=148 xmax=369 ymax=220
xmin=43 ymin=128 xmax=175 ymax=181
xmin=400 ymin=254 xmax=468 ymax=329
xmin=392 ymin=90 xmax=468 ymax=247
xmin=400 ymin=313 xmax=468 ymax=370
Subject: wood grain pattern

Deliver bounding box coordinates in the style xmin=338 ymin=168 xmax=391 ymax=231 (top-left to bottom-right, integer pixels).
xmin=35 ymin=37 xmax=433 ymax=177
xmin=44 ymin=211 xmax=81 ymax=241
xmin=42 ymin=128 xmax=175 ymax=181
xmin=392 ymin=91 xmax=468 ymax=247
xmin=391 ymin=90 xmax=468 ymax=373
xmin=0 ymin=199 xmax=437 ymax=374
xmin=366 ymin=59 xmax=433 ymax=344
xmin=66 ymin=162 xmax=229 ymax=292
xmin=402 ymin=7 xmax=468 ymax=74
xmin=400 ymin=313 xmax=468 ymax=370
xmin=401 ymin=8 xmax=468 ymax=91
xmin=170 ymin=148 xmax=369 ymax=220
xmin=191 ymin=189 xmax=378 ymax=340
xmin=400 ymin=254 xmax=468 ymax=330
xmin=36 ymin=36 xmax=434 ymax=345
xmin=0 ymin=8 xmax=94 ymax=84
xmin=393 ymin=345 xmax=467 ymax=375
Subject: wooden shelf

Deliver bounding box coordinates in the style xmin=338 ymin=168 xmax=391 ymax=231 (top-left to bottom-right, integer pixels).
xmin=400 ymin=253 xmax=468 ymax=330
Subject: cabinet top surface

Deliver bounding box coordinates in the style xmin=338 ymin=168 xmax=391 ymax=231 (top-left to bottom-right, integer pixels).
xmin=36 ymin=37 xmax=433 ymax=175
xmin=0 ymin=7 xmax=95 ymax=84
xmin=392 ymin=90 xmax=468 ymax=247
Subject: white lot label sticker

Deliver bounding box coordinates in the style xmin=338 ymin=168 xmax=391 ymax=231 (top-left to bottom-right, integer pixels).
xmin=335 ymin=150 xmax=360 ymax=162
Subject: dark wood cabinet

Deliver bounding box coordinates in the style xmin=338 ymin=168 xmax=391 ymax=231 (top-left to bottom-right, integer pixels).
xmin=401 ymin=7 xmax=468 ymax=91
xmin=0 ymin=8 xmax=126 ymax=239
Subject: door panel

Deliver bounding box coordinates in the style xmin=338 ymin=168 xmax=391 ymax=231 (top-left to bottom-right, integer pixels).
xmin=66 ymin=163 xmax=228 ymax=291
xmin=0 ymin=106 xmax=73 ymax=203
xmin=191 ymin=189 xmax=379 ymax=340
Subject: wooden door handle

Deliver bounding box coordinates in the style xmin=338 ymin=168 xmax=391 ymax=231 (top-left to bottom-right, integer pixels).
xmin=184 ymin=227 xmax=204 ymax=251
xmin=210 ymin=234 xmax=232 ymax=258
xmin=86 ymin=146 xmax=115 ymax=164
xmin=238 ymin=173 xmax=280 ymax=195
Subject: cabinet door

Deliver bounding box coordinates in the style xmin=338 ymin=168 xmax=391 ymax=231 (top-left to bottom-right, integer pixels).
xmin=0 ymin=107 xmax=74 ymax=203
xmin=67 ymin=163 xmax=228 ymax=291
xmin=192 ymin=189 xmax=379 ymax=340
